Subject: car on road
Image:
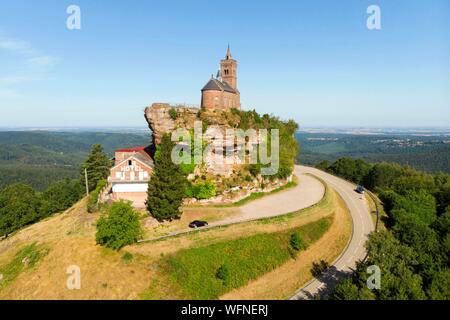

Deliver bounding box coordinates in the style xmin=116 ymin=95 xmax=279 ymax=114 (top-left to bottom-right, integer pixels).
xmin=355 ymin=185 xmax=365 ymax=194
xmin=189 ymin=220 xmax=209 ymax=229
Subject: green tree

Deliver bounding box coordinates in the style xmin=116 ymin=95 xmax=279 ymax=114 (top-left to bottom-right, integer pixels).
xmin=315 ymin=160 xmax=331 ymax=172
xmin=365 ymin=231 xmax=427 ymax=300
xmin=147 ymin=134 xmax=187 ymax=221
xmin=290 ymin=232 xmax=306 ymax=251
xmin=95 ymin=201 xmax=142 ymax=250
xmin=363 ymin=162 xmax=404 ymax=190
xmin=427 ymin=269 xmax=450 ymax=300
xmin=80 ymin=144 xmax=111 ymax=192
xmin=40 ymin=179 xmax=84 ymax=217
xmin=0 ymin=184 xmax=41 ymax=236
xmin=393 ymin=190 xmax=437 ymax=225
xmin=186 ymin=181 xmax=216 ymax=200
xmin=330 ymin=278 xmax=375 ymax=300
xmin=329 ymin=157 xmax=371 ymax=184
xmin=216 ymin=264 xmax=230 ymax=285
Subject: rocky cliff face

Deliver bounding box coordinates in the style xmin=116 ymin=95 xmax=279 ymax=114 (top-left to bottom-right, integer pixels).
xmin=144 ymin=103 xmax=258 ymax=177
xmin=144 ymin=103 xmax=290 ymax=203
xmin=144 ymin=103 xmax=199 ymax=145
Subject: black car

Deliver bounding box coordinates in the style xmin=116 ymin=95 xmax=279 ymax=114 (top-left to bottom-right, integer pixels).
xmin=189 ymin=220 xmax=209 ymax=228
xmin=355 ymin=185 xmax=365 ymax=194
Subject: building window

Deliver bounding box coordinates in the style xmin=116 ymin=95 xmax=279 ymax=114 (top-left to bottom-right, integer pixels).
xmin=128 ymin=160 xmax=132 ymax=166
xmin=115 ymin=172 xmax=122 ymax=179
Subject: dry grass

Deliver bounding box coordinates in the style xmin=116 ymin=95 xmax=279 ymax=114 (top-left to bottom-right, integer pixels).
xmin=0 ymin=199 xmax=154 ymax=300
xmin=128 ymin=185 xmax=335 ymax=262
xmin=0 ymin=179 xmax=349 ymax=300
xmin=133 ymin=186 xmax=346 ymax=299
xmin=219 ymin=191 xmax=352 ymax=300
xmin=142 ymin=206 xmax=241 ymax=238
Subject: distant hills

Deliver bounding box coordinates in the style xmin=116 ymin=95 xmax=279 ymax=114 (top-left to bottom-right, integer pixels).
xmin=0 ymin=131 xmax=151 ymax=190
xmin=0 ymin=129 xmax=449 ymax=191
xmin=296 ymin=132 xmax=450 ymax=174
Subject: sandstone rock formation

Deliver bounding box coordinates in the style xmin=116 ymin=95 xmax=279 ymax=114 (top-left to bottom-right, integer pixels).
xmin=144 ymin=103 xmax=199 ymax=145
xmin=144 ymin=102 xmax=291 ymax=203
xmin=145 ymin=103 xmax=256 ymax=177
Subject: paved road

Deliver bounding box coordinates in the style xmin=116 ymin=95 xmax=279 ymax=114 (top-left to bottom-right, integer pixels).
xmin=290 ymin=165 xmax=374 ymax=300
xmin=139 ymin=168 xmax=324 ymax=243
xmin=218 ymin=168 xmax=324 ymax=225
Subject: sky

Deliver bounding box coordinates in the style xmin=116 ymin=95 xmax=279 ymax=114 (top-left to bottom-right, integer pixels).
xmin=0 ymin=0 xmax=449 ymax=128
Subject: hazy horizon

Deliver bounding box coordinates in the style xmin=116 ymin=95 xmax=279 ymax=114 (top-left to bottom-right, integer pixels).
xmin=1 ymin=0 xmax=449 ymax=127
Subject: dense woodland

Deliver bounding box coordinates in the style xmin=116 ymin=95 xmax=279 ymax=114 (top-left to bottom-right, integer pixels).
xmin=0 ymin=131 xmax=150 ymax=190
xmin=318 ymin=158 xmax=450 ymax=299
xmin=1 ymin=130 xmax=448 ymax=190
xmin=0 ymin=144 xmax=112 ymax=237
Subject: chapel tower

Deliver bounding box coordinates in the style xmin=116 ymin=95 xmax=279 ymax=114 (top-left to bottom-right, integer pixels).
xmin=220 ymin=45 xmax=238 ymax=89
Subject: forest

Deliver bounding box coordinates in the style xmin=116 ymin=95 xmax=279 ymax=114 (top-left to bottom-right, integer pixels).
xmin=318 ymin=157 xmax=450 ymax=300
xmin=0 ymin=131 xmax=150 ymax=190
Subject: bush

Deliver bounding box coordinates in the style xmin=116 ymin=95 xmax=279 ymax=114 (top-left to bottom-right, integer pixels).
xmin=87 ymin=180 xmax=106 ymax=213
xmin=96 ymin=201 xmax=143 ymax=250
xmin=121 ymin=252 xmax=134 ymax=263
xmin=186 ymin=181 xmax=216 ymax=200
xmin=216 ymin=264 xmax=230 ymax=285
xmin=169 ymin=108 xmax=178 ymax=120
xmin=290 ymin=232 xmax=306 ymax=251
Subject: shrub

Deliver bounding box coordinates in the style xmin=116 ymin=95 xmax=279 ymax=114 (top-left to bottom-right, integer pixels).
xmin=216 ymin=264 xmax=230 ymax=285
xmin=169 ymin=108 xmax=178 ymax=120
xmin=186 ymin=181 xmax=216 ymax=199
xmin=96 ymin=201 xmax=142 ymax=250
xmin=87 ymin=179 xmax=106 ymax=213
xmin=290 ymin=232 xmax=306 ymax=251
xmin=121 ymin=252 xmax=134 ymax=263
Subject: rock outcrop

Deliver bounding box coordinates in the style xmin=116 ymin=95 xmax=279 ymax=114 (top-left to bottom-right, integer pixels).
xmin=144 ymin=102 xmax=291 ymax=203
xmin=144 ymin=103 xmax=259 ymax=177
xmin=144 ymin=103 xmax=199 ymax=145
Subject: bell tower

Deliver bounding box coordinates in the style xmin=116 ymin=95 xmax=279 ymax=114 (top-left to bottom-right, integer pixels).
xmin=220 ymin=45 xmax=238 ymax=90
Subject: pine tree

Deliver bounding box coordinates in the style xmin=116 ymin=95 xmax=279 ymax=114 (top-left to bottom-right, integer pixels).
xmin=147 ymin=134 xmax=187 ymax=221
xmin=80 ymin=144 xmax=111 ymax=192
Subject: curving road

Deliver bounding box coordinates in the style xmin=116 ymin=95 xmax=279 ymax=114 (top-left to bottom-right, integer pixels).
xmin=139 ymin=168 xmax=324 ymax=243
xmin=290 ymin=165 xmax=374 ymax=300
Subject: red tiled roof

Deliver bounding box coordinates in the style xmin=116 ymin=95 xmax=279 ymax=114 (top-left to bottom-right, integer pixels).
xmin=115 ymin=146 xmax=147 ymax=152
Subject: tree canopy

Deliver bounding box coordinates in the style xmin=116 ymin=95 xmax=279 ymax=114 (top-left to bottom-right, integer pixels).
xmin=147 ymin=134 xmax=187 ymax=221
xmin=80 ymin=144 xmax=111 ymax=192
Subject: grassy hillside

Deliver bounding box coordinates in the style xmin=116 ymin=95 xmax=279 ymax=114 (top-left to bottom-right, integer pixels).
xmin=0 ymin=180 xmax=351 ymax=300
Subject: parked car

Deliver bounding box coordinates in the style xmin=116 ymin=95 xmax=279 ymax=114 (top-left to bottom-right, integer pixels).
xmin=355 ymin=185 xmax=365 ymax=194
xmin=189 ymin=220 xmax=209 ymax=228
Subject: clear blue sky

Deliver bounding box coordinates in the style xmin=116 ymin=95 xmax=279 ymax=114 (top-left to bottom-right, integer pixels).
xmin=0 ymin=0 xmax=449 ymax=128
